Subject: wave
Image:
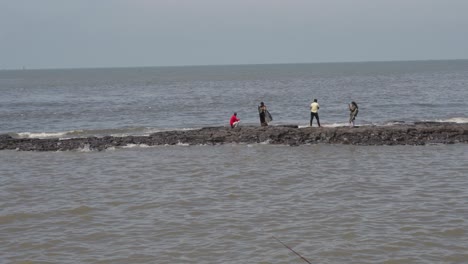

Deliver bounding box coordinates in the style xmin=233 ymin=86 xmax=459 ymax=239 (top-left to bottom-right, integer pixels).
xmin=434 ymin=117 xmax=468 ymax=123
xmin=295 ymin=118 xmax=468 ymax=129
xmin=9 ymin=117 xmax=468 ymax=140
xmin=16 ymin=131 xmax=69 ymax=139
xmin=122 ymin=144 xmax=151 ymax=149
xmin=299 ymin=122 xmax=375 ymax=128
xmin=11 ymin=127 xmax=198 ymax=139
xmin=372 ymin=117 xmax=468 ymax=126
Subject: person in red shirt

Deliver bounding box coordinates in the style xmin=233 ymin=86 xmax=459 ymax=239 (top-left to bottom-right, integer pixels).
xmin=230 ymin=112 xmax=240 ymax=128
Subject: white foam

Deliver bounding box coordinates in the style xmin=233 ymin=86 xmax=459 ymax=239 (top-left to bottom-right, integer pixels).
xmin=122 ymin=144 xmax=151 ymax=149
xmin=259 ymin=139 xmax=271 ymax=145
xmin=113 ymin=127 xmax=198 ymax=137
xmin=13 ymin=127 xmax=200 ymax=140
xmin=17 ymin=131 xmax=68 ymax=139
xmin=176 ymin=142 xmax=190 ymax=146
xmin=322 ymin=123 xmax=349 ymax=128
xmin=122 ymin=144 xmax=138 ymax=148
xmin=436 ymin=117 xmax=468 ymax=123
xmin=382 ymin=121 xmax=407 ymax=126
xmin=178 ymin=127 xmax=198 ymax=131
xmin=110 ymin=133 xmax=129 ymax=137
xmin=299 ymin=123 xmax=351 ymax=128
xmin=78 ymin=144 xmax=92 ymax=152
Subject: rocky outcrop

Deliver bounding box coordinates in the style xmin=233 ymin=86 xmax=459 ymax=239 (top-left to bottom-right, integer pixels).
xmin=1 ymin=123 xmax=467 ymax=151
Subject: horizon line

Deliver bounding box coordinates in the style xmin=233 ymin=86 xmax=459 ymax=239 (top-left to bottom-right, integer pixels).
xmin=1 ymin=58 xmax=468 ymax=71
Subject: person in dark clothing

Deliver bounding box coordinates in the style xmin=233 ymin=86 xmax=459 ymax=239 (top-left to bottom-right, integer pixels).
xmin=258 ymin=102 xmax=268 ymax=126
xmin=349 ymin=101 xmax=359 ymax=127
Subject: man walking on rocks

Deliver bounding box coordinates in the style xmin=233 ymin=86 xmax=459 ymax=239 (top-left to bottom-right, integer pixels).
xmin=310 ymin=99 xmax=321 ymax=127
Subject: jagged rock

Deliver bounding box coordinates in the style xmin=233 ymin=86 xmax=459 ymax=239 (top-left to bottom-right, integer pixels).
xmin=1 ymin=123 xmax=467 ymax=151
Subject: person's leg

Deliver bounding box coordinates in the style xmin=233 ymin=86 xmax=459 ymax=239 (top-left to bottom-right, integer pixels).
xmin=316 ymin=113 xmax=321 ymax=127
xmin=310 ymin=112 xmax=313 ymax=126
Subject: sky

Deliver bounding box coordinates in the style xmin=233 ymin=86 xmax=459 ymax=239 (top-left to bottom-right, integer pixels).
xmin=1 ymin=0 xmax=468 ymax=69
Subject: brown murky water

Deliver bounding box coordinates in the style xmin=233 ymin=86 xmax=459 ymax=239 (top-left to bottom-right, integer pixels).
xmin=1 ymin=144 xmax=467 ymax=263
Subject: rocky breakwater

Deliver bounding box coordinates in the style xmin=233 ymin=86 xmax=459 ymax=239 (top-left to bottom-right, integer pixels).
xmin=1 ymin=122 xmax=467 ymax=151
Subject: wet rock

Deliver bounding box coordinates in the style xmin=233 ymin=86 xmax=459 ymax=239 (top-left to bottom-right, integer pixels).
xmin=1 ymin=123 xmax=467 ymax=151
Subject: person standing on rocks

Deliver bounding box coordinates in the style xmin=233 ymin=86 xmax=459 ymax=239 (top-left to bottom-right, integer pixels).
xmin=349 ymin=101 xmax=359 ymax=127
xmin=310 ymin=99 xmax=321 ymax=127
xmin=230 ymin=112 xmax=240 ymax=128
xmin=258 ymin=102 xmax=269 ymax=126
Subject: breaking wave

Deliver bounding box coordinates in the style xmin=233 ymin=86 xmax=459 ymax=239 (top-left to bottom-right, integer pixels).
xmin=8 ymin=117 xmax=468 ymax=140
xmin=435 ymin=117 xmax=468 ymax=123
xmin=11 ymin=127 xmax=198 ymax=139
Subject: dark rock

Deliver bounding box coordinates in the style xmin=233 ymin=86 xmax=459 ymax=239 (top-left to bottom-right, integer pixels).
xmin=1 ymin=123 xmax=467 ymax=151
xmin=0 ymin=134 xmax=13 ymax=140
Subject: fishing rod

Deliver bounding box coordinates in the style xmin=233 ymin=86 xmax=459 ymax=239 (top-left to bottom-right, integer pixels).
xmin=273 ymin=235 xmax=312 ymax=264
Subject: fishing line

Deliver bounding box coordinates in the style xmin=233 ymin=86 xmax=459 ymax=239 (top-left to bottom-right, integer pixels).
xmin=272 ymin=235 xmax=312 ymax=264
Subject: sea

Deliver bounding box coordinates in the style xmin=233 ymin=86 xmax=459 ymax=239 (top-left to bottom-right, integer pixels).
xmin=1 ymin=60 xmax=468 ymax=263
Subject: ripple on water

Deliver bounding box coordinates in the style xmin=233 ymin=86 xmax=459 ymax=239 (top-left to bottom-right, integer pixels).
xmin=1 ymin=145 xmax=467 ymax=263
xmin=65 ymin=205 xmax=96 ymax=215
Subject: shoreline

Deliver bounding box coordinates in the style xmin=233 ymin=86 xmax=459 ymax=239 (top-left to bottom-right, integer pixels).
xmin=1 ymin=122 xmax=467 ymax=151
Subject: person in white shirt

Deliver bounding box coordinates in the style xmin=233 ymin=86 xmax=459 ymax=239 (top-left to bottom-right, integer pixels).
xmin=310 ymin=99 xmax=321 ymax=127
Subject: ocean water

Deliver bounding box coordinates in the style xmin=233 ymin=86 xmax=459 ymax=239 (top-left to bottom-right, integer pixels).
xmin=1 ymin=60 xmax=467 ymax=138
xmin=1 ymin=61 xmax=468 ymax=263
xmin=1 ymin=145 xmax=468 ymax=264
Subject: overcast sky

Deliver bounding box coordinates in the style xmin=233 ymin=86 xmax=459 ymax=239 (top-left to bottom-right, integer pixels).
xmin=1 ymin=0 xmax=468 ymax=69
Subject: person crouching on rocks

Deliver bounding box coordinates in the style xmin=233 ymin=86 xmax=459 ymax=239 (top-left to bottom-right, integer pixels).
xmin=349 ymin=101 xmax=359 ymax=127
xmin=258 ymin=102 xmax=268 ymax=126
xmin=230 ymin=112 xmax=240 ymax=128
